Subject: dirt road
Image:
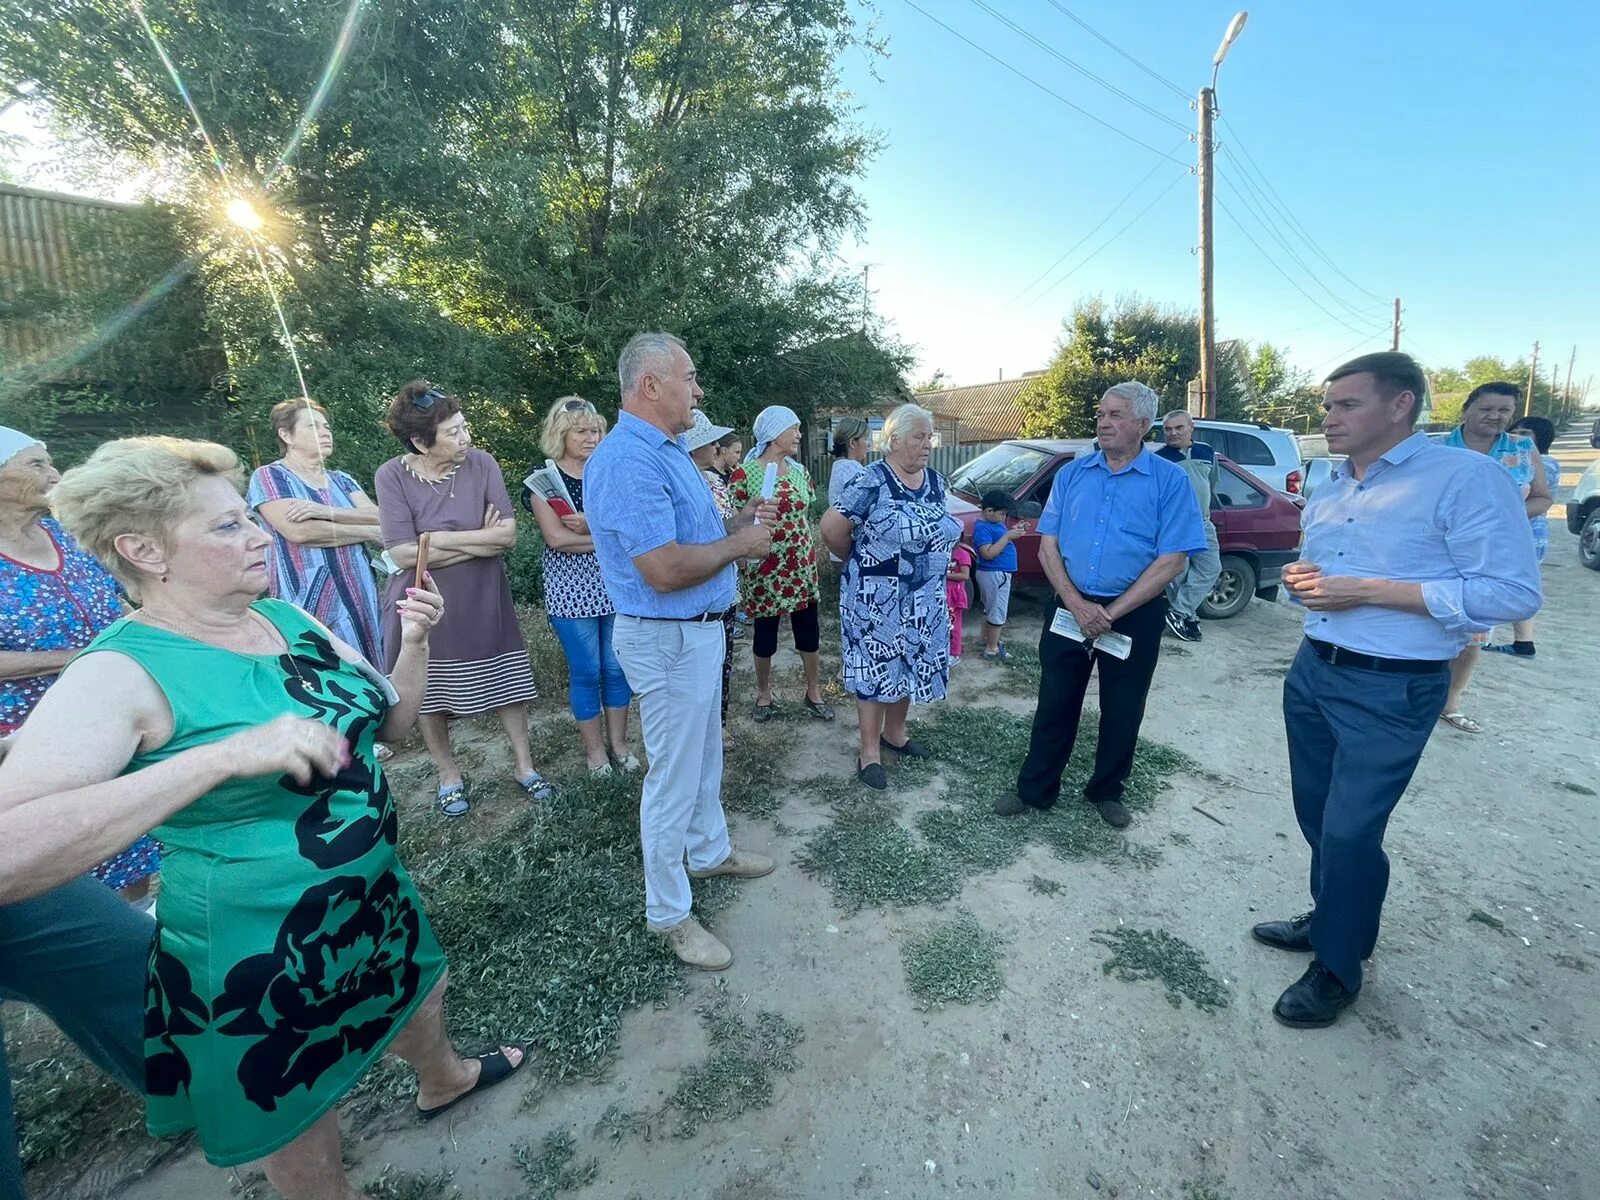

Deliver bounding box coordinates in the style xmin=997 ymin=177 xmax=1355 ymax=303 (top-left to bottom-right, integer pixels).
xmin=96 ymin=437 xmax=1600 ymax=1200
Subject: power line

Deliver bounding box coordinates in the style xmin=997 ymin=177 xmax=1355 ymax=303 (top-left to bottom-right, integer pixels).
xmin=1006 ymin=141 xmax=1189 ymax=307
xmin=1214 ymin=193 xmax=1376 ymax=339
xmin=900 ymin=0 xmax=1191 ymax=165
xmin=966 ymin=0 xmax=1190 ymax=134
xmin=1216 ymin=164 xmax=1383 ymax=326
xmin=1310 ymin=327 xmax=1393 ymax=375
xmin=1031 ymin=168 xmax=1189 ymax=306
xmin=1218 ymin=114 xmax=1387 ymax=304
xmin=1043 ymin=1 xmax=1191 ymax=101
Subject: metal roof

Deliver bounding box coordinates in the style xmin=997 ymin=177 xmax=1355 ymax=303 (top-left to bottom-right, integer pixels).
xmin=915 ymin=376 xmax=1040 ymax=442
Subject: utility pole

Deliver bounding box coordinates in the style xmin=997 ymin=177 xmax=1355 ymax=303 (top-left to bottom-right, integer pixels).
xmin=1564 ymin=344 xmax=1576 ymax=403
xmin=1524 ymin=341 xmax=1539 ymax=417
xmin=1197 ymin=87 xmax=1217 ymax=419
xmin=1391 ymin=298 xmax=1401 ymax=350
xmin=860 ymin=264 xmax=871 ymax=333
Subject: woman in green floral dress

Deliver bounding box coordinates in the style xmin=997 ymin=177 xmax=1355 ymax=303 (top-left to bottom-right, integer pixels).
xmin=727 ymin=406 xmax=833 ymax=723
xmin=1 ymin=438 xmax=524 ymax=1199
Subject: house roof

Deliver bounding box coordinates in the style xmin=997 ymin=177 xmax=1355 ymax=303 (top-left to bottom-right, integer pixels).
xmin=915 ymin=376 xmax=1039 ymax=441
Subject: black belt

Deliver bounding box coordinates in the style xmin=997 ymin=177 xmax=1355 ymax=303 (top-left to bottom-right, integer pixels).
xmin=625 ymin=611 xmax=728 ymax=624
xmin=1306 ymin=637 xmax=1448 ymax=675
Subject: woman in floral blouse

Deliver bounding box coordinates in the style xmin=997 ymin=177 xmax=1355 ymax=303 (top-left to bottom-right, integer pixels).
xmin=728 ymin=406 xmax=833 ymax=723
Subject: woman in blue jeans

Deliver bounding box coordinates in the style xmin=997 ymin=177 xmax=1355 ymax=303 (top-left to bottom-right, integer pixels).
xmin=523 ymin=396 xmax=637 ymax=775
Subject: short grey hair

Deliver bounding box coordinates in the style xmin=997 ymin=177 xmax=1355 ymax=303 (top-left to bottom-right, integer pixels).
xmin=882 ymin=402 xmax=935 ymax=450
xmin=1103 ymin=382 xmax=1159 ymax=423
xmin=617 ymin=332 xmax=687 ymax=400
xmin=1161 ymin=409 xmax=1192 ymax=425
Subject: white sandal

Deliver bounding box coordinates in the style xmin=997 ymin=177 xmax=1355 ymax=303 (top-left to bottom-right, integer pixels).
xmin=1439 ymin=711 xmax=1482 ymax=734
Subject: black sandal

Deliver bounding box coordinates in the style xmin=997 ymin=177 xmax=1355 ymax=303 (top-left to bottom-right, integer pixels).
xmin=752 ymin=701 xmax=778 ymax=723
xmin=416 ymin=1045 xmax=527 ymax=1121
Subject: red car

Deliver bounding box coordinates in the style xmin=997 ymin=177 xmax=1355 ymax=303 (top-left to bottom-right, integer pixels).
xmin=945 ymin=439 xmax=1303 ymax=619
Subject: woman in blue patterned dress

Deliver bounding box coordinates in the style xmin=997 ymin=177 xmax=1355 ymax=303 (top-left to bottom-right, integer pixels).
xmin=821 ymin=404 xmax=962 ymax=792
xmin=0 ymin=426 xmax=160 ymax=899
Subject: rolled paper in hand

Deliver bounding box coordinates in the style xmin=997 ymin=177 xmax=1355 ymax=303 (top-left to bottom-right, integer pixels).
xmin=755 ymin=461 xmax=779 ymax=523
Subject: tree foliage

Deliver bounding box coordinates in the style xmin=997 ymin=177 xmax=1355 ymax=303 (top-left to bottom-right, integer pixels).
xmin=1017 ymin=295 xmax=1243 ymax=437
xmin=0 ymin=0 xmax=906 ymax=481
xmin=1426 ymin=355 xmax=1574 ymax=427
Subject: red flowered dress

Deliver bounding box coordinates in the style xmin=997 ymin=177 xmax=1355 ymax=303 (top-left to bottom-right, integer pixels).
xmin=728 ymin=460 xmax=821 ymax=618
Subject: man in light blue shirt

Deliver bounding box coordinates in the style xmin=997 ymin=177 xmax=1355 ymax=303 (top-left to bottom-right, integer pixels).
xmin=585 ymin=332 xmax=777 ymax=971
xmin=994 ymin=381 xmax=1205 ymax=829
xmin=1254 ymin=352 xmax=1540 ymax=1031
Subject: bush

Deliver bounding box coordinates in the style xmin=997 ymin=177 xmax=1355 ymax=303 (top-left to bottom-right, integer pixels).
xmin=504 ymin=511 xmax=546 ymax=606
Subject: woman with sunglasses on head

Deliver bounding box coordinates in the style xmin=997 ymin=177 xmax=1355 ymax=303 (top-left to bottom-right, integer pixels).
xmin=375 ymin=381 xmax=553 ymax=816
xmin=521 ymin=396 xmax=637 ymax=775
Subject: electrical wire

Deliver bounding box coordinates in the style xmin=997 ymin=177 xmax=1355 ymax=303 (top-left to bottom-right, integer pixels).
xmin=1005 ymin=140 xmax=1189 ymax=308
xmin=900 ymin=0 xmax=1190 ymax=165
xmin=1218 ymin=114 xmax=1388 ymax=303
xmin=1214 ymin=193 xmax=1378 ymax=339
xmin=1310 ymin=328 xmax=1394 ymax=375
xmin=1044 ymin=0 xmax=1191 ymax=101
xmin=966 ymin=0 xmax=1190 ymax=134
xmin=1029 ymin=168 xmax=1190 ymax=306
xmin=1216 ymin=164 xmax=1384 ymax=326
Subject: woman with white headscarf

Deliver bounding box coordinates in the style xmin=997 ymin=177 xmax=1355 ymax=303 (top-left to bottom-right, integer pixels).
xmin=0 ymin=426 xmax=160 ymax=900
xmin=727 ymin=406 xmax=833 ymax=723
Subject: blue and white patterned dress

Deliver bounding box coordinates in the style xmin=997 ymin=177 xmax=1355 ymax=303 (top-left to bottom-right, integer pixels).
xmin=834 ymin=461 xmax=962 ymax=703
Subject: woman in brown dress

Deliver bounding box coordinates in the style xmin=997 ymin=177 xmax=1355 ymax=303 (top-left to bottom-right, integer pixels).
xmin=375 ymin=381 xmax=553 ymax=816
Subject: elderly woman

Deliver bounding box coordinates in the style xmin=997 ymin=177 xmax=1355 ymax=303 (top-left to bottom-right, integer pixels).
xmin=247 ymin=397 xmax=385 ymax=665
xmin=521 ymin=395 xmax=636 ymax=775
xmin=0 ymin=426 xmax=159 ymax=900
xmin=728 ymin=406 xmax=833 ymax=723
xmin=684 ymin=410 xmax=740 ymax=734
xmin=375 ymin=380 xmax=551 ymax=815
xmin=821 ymin=403 xmax=961 ymax=791
xmin=1439 ymin=382 xmax=1551 ymax=733
xmin=0 ymin=436 xmax=523 ymax=1200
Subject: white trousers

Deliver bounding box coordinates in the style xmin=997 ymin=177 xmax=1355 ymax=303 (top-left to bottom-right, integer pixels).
xmin=611 ymin=615 xmax=730 ymax=927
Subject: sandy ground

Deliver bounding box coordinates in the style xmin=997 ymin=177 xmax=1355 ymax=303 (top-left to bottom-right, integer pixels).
xmin=62 ymin=430 xmax=1600 ymax=1199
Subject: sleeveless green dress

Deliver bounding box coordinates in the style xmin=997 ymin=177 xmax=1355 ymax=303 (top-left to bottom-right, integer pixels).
xmin=82 ymin=599 xmax=447 ymax=1166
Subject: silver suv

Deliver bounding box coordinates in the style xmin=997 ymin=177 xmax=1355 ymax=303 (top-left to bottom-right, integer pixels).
xmin=1567 ymin=457 xmax=1600 ymax=570
xmin=1190 ymin=420 xmax=1305 ymax=496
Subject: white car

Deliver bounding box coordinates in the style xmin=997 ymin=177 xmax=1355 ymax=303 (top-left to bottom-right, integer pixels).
xmin=1190 ymin=420 xmax=1305 ymax=496
xmin=1566 ymin=457 xmax=1600 ymax=570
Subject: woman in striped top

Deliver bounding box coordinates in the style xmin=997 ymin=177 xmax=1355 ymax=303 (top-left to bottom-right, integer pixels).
xmin=375 ymin=381 xmax=553 ymax=816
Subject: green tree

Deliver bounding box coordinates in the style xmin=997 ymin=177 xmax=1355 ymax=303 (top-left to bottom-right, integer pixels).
xmin=1017 ymin=295 xmax=1241 ymax=437
xmin=1237 ymin=340 xmax=1322 ymax=431
xmin=0 ymin=0 xmax=904 ymax=480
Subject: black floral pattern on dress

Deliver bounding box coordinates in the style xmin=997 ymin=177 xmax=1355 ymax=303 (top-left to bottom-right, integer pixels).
xmin=212 ymin=872 xmax=423 ymax=1112
xmin=277 ymin=632 xmax=397 ymax=870
xmin=145 ymin=944 xmax=212 ymax=1098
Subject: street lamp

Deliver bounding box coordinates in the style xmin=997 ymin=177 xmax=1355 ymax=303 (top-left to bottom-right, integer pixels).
xmin=1197 ymin=11 xmax=1247 ymax=419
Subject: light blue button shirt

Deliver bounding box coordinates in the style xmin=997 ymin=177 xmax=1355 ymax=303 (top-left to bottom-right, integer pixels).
xmin=1297 ymin=431 xmax=1541 ymax=659
xmin=1035 ymin=446 xmax=1206 ymax=597
xmin=584 ymin=411 xmax=736 ymax=618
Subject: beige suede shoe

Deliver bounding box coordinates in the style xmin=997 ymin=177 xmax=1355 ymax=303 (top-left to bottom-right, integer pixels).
xmin=649 ymin=915 xmax=733 ymax=971
xmin=687 ymin=849 xmax=776 ymax=880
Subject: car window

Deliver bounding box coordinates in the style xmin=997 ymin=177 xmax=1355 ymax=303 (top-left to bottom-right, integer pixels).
xmin=1227 ymin=432 xmax=1275 ymax=466
xmin=1025 ymin=461 xmax=1067 ymax=511
xmin=947 ymin=443 xmax=1052 ymax=498
xmin=1214 ymin=465 xmax=1268 ymax=509
xmin=1199 ymin=429 xmax=1235 ymax=460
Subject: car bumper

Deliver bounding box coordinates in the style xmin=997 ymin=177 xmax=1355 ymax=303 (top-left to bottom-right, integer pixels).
xmin=1251 ymin=548 xmax=1298 ymax=586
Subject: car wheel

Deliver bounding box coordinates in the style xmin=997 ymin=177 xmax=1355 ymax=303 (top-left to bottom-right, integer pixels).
xmin=1200 ymin=554 xmax=1257 ymax=619
xmin=1581 ymin=511 xmax=1600 ymax=571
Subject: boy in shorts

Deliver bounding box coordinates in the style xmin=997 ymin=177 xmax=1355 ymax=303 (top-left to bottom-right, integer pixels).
xmin=973 ymin=489 xmax=1029 ymax=660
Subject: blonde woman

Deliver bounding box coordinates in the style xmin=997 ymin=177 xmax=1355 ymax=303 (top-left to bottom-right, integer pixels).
xmin=0 ymin=437 xmax=523 ymax=1200
xmin=521 ymin=396 xmax=636 ymax=774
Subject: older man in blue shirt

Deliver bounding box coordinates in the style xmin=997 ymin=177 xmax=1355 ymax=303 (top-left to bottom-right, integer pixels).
xmin=586 ymin=332 xmax=777 ymax=972
xmin=1255 ymin=352 xmax=1540 ymax=1029
xmin=995 ymin=381 xmax=1206 ymax=829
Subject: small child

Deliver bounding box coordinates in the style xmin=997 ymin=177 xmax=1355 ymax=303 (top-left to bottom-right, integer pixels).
xmin=946 ymin=540 xmax=975 ymax=663
xmin=973 ymin=489 xmax=1029 ymax=660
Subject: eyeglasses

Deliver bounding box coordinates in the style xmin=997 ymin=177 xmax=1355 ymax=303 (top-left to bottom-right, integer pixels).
xmin=410 ymin=388 xmax=446 ymax=410
xmin=560 ymin=398 xmax=595 ymax=413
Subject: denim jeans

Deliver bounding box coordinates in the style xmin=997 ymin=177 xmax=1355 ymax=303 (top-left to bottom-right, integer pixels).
xmin=548 ymin=613 xmax=632 ymax=721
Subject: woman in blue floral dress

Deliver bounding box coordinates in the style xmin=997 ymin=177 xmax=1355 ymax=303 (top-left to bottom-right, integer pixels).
xmin=0 ymin=427 xmax=159 ymax=897
xmin=821 ymin=405 xmax=961 ymax=792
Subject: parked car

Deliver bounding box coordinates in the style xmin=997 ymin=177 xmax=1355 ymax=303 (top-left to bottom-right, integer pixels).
xmin=946 ymin=439 xmax=1303 ymax=619
xmin=1186 ymin=420 xmax=1305 ymax=496
xmin=1300 ymin=455 xmax=1345 ymax=501
xmin=1590 ymin=415 xmax=1600 ymax=449
xmin=1566 ymin=457 xmax=1600 ymax=571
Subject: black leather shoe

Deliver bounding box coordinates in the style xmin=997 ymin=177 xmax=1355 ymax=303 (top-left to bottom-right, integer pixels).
xmin=993 ymin=792 xmax=1031 ymax=817
xmin=1272 ymin=961 xmax=1358 ymax=1028
xmin=1091 ymin=799 xmax=1131 ymax=828
xmin=857 ymin=761 xmax=888 ymax=792
xmin=1252 ymin=911 xmax=1313 ymax=952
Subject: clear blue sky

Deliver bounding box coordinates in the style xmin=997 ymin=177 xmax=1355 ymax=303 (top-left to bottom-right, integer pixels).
xmin=838 ymin=0 xmax=1600 ymax=390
